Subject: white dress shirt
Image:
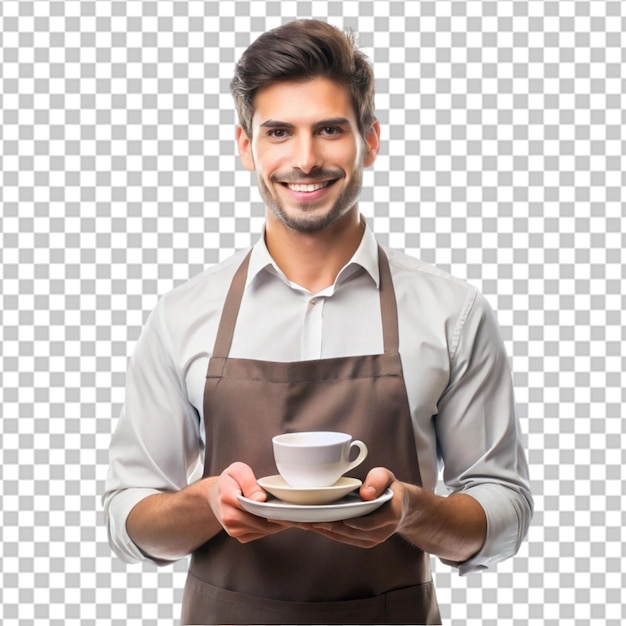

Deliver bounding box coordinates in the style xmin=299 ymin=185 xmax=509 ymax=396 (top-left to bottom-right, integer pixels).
xmin=103 ymin=223 xmax=532 ymax=575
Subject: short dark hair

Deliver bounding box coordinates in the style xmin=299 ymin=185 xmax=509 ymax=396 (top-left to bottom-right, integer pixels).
xmin=231 ymin=20 xmax=375 ymax=139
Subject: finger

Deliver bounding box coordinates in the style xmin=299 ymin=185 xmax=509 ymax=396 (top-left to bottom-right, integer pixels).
xmin=343 ymin=510 xmax=394 ymax=532
xmin=360 ymin=467 xmax=395 ymax=500
xmin=307 ymin=524 xmax=382 ymax=548
xmin=226 ymin=462 xmax=267 ymax=502
xmin=222 ymin=508 xmax=285 ymax=542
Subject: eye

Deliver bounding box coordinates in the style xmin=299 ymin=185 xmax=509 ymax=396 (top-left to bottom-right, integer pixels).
xmin=320 ymin=126 xmax=341 ymax=136
xmin=267 ymin=128 xmax=289 ymax=138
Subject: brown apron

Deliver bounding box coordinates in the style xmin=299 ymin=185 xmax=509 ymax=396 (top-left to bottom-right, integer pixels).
xmin=182 ymin=246 xmax=441 ymax=624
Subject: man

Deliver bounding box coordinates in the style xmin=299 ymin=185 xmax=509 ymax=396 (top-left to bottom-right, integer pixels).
xmin=104 ymin=19 xmax=532 ymax=625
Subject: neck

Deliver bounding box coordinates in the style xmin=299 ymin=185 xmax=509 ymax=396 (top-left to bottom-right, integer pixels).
xmin=264 ymin=208 xmax=364 ymax=293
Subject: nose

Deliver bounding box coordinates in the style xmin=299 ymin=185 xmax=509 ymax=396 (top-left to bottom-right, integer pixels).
xmin=294 ymin=135 xmax=321 ymax=174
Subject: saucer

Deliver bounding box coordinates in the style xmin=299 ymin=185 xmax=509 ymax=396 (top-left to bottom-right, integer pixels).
xmin=257 ymin=475 xmax=362 ymax=505
xmin=238 ymin=489 xmax=394 ymax=523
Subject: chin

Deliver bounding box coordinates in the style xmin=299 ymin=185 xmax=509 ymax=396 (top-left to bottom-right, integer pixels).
xmin=276 ymin=205 xmax=354 ymax=233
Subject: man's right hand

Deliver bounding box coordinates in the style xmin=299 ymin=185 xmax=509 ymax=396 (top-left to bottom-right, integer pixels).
xmin=126 ymin=462 xmax=286 ymax=562
xmin=208 ymin=462 xmax=287 ymax=543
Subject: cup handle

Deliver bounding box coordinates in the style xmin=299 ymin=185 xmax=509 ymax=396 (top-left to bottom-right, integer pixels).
xmin=346 ymin=440 xmax=368 ymax=473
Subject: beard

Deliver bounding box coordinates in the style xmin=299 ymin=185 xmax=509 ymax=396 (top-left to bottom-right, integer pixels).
xmin=257 ymin=164 xmax=364 ymax=233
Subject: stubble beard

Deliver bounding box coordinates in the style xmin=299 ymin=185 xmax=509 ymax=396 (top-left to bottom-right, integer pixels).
xmin=257 ymin=165 xmax=364 ymax=234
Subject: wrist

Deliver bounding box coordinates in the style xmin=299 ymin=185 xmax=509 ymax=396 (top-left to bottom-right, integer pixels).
xmin=396 ymin=485 xmax=486 ymax=562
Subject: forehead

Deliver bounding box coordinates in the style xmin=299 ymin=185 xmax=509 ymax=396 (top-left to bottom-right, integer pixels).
xmin=251 ymin=77 xmax=357 ymax=127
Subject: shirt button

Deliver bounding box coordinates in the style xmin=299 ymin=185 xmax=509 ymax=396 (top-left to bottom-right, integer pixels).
xmin=309 ymin=298 xmax=317 ymax=305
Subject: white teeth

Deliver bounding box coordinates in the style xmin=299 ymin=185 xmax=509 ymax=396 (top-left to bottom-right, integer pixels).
xmin=286 ymin=182 xmax=329 ymax=192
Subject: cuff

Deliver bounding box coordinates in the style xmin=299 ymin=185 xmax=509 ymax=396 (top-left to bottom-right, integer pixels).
xmin=104 ymin=488 xmax=163 ymax=564
xmin=442 ymin=483 xmax=526 ymax=576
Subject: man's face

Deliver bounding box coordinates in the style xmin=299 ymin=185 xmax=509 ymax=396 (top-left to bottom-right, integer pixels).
xmin=237 ymin=77 xmax=379 ymax=233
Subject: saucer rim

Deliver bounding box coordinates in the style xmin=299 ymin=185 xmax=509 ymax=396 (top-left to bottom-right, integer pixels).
xmin=257 ymin=474 xmax=362 ymax=493
xmin=237 ymin=488 xmax=394 ymax=522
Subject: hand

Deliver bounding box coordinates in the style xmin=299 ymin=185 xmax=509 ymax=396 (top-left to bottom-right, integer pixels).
xmin=280 ymin=467 xmax=408 ymax=549
xmin=305 ymin=468 xmax=488 ymax=562
xmin=208 ymin=462 xmax=285 ymax=543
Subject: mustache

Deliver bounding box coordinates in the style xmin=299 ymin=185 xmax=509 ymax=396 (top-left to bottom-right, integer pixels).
xmin=270 ymin=168 xmax=344 ymax=183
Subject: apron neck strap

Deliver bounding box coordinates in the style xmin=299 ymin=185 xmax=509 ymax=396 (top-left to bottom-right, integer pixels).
xmin=212 ymin=244 xmax=400 ymax=358
xmin=211 ymin=250 xmax=253 ymax=359
xmin=377 ymin=244 xmax=400 ymax=354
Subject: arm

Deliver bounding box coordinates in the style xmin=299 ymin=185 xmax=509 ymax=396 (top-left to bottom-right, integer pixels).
xmin=103 ymin=302 xmax=203 ymax=563
xmin=126 ymin=463 xmax=284 ymax=562
xmin=395 ymin=481 xmax=486 ymax=561
xmin=433 ymin=290 xmax=533 ymax=571
xmin=125 ymin=478 xmax=221 ymax=562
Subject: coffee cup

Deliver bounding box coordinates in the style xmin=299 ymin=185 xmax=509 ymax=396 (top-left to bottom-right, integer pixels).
xmin=272 ymin=431 xmax=368 ymax=488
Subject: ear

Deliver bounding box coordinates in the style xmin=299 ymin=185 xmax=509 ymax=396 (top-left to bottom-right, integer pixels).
xmin=236 ymin=126 xmax=255 ymax=172
xmin=363 ymin=119 xmax=381 ymax=167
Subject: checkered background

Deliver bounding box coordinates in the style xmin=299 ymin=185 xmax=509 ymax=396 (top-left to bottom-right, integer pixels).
xmin=1 ymin=0 xmax=624 ymax=624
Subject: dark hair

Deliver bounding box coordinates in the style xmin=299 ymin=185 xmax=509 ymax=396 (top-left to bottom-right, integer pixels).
xmin=230 ymin=20 xmax=375 ymax=139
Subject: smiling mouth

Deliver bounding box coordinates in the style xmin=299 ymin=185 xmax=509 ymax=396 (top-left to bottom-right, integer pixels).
xmin=281 ymin=180 xmax=337 ymax=192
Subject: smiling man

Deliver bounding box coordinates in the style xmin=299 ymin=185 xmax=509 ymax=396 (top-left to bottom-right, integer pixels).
xmin=103 ymin=20 xmax=532 ymax=625
xmin=237 ymin=76 xmax=380 ymax=292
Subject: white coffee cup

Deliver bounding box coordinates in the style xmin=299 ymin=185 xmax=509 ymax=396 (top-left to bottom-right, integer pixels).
xmin=272 ymin=431 xmax=368 ymax=488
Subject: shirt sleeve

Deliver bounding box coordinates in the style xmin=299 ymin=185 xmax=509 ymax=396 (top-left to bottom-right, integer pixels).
xmin=102 ymin=298 xmax=203 ymax=564
xmin=436 ymin=289 xmax=533 ymax=575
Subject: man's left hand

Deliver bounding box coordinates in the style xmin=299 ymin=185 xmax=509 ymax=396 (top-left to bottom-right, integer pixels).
xmin=272 ymin=467 xmax=408 ymax=549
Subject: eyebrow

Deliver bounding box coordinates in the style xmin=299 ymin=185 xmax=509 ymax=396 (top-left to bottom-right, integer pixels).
xmin=259 ymin=117 xmax=352 ymax=130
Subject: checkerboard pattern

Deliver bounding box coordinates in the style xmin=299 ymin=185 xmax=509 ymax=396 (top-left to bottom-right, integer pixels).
xmin=1 ymin=1 xmax=624 ymax=624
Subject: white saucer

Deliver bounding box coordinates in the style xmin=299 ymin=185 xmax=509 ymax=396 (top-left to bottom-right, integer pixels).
xmin=257 ymin=475 xmax=362 ymax=505
xmin=237 ymin=488 xmax=393 ymax=523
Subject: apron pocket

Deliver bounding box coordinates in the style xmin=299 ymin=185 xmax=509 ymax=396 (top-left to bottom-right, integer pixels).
xmin=182 ymin=571 xmax=440 ymax=625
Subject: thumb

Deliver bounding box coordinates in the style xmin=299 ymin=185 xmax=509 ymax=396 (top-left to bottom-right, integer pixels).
xmin=227 ymin=462 xmax=267 ymax=502
xmin=360 ymin=467 xmax=395 ymax=501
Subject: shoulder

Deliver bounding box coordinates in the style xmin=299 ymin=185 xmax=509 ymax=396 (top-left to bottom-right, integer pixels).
xmin=153 ymin=248 xmax=251 ymax=338
xmin=381 ymin=245 xmax=500 ymax=357
xmin=384 ymin=245 xmax=478 ymax=308
xmin=165 ymin=248 xmax=248 ymax=303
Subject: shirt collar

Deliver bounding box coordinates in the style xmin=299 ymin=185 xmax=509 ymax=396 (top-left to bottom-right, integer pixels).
xmin=246 ymin=217 xmax=381 ymax=293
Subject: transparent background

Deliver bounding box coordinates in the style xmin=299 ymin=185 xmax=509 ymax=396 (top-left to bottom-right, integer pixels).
xmin=1 ymin=1 xmax=624 ymax=624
